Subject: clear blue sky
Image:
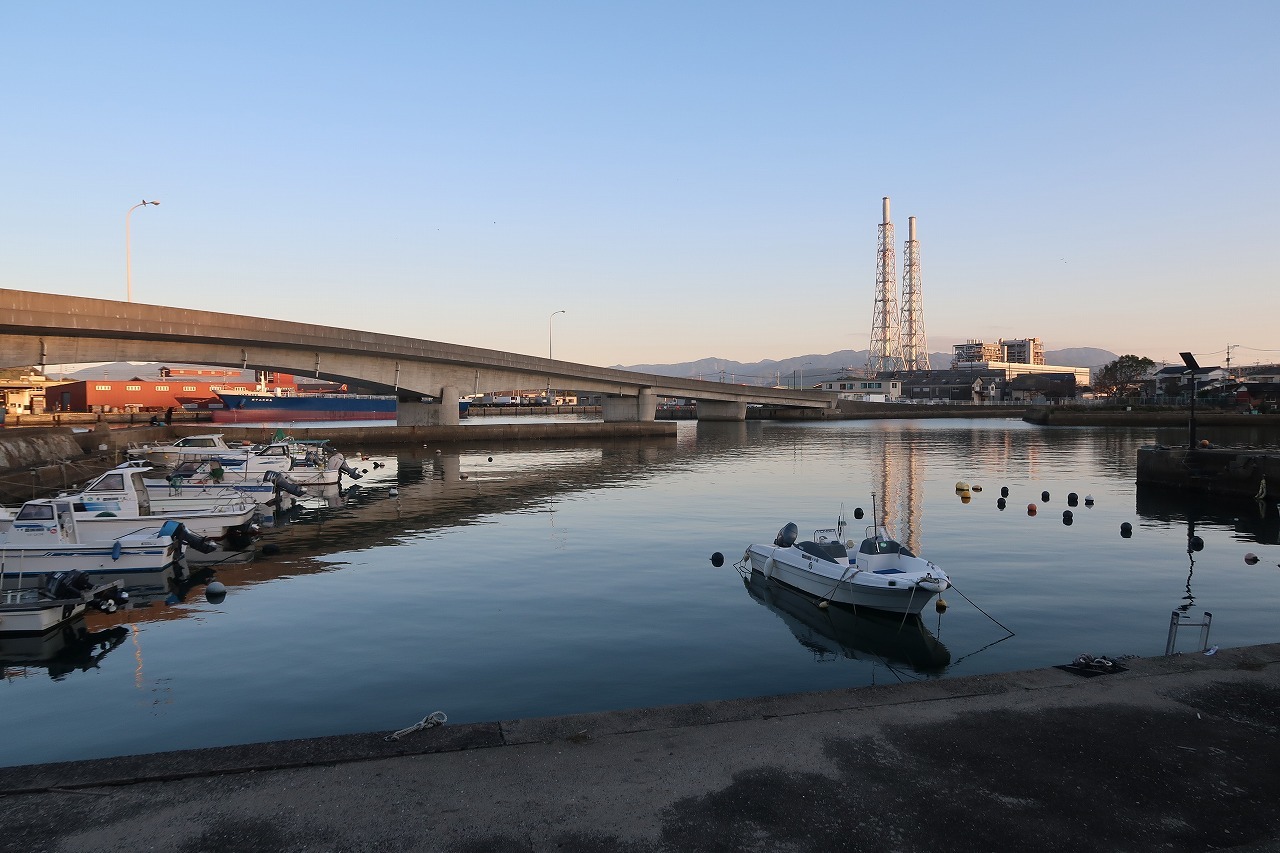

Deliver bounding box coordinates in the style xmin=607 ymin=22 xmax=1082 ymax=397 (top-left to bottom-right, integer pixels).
xmin=3 ymin=1 xmax=1276 ymax=370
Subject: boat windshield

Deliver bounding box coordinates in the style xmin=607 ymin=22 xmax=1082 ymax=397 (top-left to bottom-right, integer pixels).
xmin=859 ymin=538 xmax=902 ymax=556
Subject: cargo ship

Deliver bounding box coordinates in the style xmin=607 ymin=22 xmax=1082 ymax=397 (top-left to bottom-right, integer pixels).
xmin=212 ymin=392 xmax=468 ymax=422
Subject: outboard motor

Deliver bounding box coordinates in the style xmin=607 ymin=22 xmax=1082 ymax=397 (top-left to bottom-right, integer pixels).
xmin=773 ymin=522 xmax=799 ymax=548
xmin=262 ymin=470 xmax=305 ymax=497
xmin=159 ymin=520 xmax=219 ymax=555
xmin=327 ymin=453 xmax=362 ymax=480
xmin=45 ymin=568 xmax=94 ymax=599
xmin=176 ymin=523 xmax=219 ymax=554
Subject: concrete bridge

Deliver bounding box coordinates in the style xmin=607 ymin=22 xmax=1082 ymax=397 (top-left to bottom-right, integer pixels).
xmin=0 ymin=289 xmax=836 ymax=424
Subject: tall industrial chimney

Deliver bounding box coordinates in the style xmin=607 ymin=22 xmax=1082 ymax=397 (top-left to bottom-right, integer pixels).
xmin=866 ymin=197 xmax=903 ymax=373
xmin=899 ymin=216 xmax=929 ymax=371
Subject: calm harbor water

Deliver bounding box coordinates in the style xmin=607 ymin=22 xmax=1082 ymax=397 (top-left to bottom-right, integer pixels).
xmin=4 ymin=417 xmax=1279 ymax=768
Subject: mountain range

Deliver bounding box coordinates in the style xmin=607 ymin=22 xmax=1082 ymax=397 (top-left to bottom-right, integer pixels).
xmin=613 ymin=347 xmax=1118 ymax=384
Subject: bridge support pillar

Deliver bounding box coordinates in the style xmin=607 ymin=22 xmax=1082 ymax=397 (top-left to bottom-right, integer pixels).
xmin=396 ymin=385 xmax=461 ymax=427
xmin=602 ymin=390 xmax=657 ymax=422
xmin=695 ymin=400 xmax=747 ymax=422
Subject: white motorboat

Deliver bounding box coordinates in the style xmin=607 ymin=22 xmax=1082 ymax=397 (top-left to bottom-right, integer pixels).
xmin=143 ymin=460 xmax=297 ymax=505
xmin=0 ymin=572 xmax=126 ymax=635
xmin=27 ymin=465 xmax=259 ymax=545
xmin=127 ymin=435 xmax=358 ymax=491
xmin=126 ymin=433 xmax=262 ymax=467
xmin=740 ymin=507 xmax=950 ymax=616
xmin=0 ymin=505 xmax=203 ymax=585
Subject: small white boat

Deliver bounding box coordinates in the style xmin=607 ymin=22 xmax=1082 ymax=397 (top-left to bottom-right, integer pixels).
xmin=143 ymin=460 xmax=291 ymax=505
xmin=20 ymin=466 xmax=259 ymax=547
xmin=0 ymin=504 xmax=198 ymax=584
xmin=0 ymin=572 xmax=125 ymax=636
xmin=740 ymin=506 xmax=950 ymax=616
xmin=126 ymin=433 xmax=264 ymax=468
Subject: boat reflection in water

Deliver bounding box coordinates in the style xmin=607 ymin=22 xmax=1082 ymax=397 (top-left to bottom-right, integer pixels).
xmin=743 ymin=572 xmax=950 ymax=675
xmin=0 ymin=618 xmax=129 ymax=681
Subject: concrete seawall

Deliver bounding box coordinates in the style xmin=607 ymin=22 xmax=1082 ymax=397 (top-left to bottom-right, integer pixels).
xmin=4 ymin=643 xmax=1280 ymax=851
xmin=173 ymin=420 xmax=676 ymax=446
xmin=1025 ymin=407 xmax=1280 ymax=427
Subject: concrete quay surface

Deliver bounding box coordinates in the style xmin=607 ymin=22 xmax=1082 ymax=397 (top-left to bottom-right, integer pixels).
xmin=5 ymin=645 xmax=1280 ymax=853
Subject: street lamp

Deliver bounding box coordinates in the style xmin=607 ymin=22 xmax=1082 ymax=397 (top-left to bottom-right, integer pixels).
xmin=548 ymin=310 xmax=566 ymax=359
xmin=547 ymin=310 xmax=565 ymax=406
xmin=1180 ymin=352 xmax=1200 ymax=449
xmin=126 ymin=199 xmax=160 ymax=302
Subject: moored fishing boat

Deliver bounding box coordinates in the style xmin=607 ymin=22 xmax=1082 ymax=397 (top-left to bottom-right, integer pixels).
xmin=0 ymin=573 xmax=125 ymax=636
xmin=0 ymin=508 xmax=200 ymax=585
xmin=739 ymin=502 xmax=950 ymax=616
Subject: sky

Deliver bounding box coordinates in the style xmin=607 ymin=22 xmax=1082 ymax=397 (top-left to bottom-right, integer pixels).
xmin=2 ymin=2 xmax=1277 ymax=371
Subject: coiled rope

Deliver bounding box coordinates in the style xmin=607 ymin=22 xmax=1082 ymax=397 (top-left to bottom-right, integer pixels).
xmin=384 ymin=710 xmax=447 ymax=742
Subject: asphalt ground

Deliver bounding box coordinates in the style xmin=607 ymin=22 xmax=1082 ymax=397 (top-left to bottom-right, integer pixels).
xmin=4 ymin=643 xmax=1280 ymax=853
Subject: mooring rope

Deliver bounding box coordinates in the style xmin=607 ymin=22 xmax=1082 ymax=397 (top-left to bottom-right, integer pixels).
xmin=384 ymin=711 xmax=448 ymax=742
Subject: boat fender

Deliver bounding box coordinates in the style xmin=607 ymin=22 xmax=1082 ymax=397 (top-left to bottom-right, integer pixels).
xmin=111 ymin=541 xmax=123 ymax=561
xmin=763 ymin=555 xmax=775 ymax=578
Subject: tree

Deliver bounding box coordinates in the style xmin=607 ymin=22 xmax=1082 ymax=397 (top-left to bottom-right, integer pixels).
xmin=1092 ymin=355 xmax=1155 ymax=399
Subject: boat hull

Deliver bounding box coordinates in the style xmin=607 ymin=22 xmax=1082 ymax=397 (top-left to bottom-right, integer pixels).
xmin=213 ymin=393 xmax=396 ymax=421
xmin=0 ymin=592 xmax=86 ymax=635
xmin=745 ymin=545 xmax=946 ymax=616
xmin=0 ymin=544 xmax=179 ymax=584
xmin=211 ymin=393 xmax=469 ymax=421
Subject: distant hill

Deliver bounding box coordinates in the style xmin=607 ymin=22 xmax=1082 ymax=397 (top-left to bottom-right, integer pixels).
xmin=50 ymin=362 xmax=258 ymax=382
xmin=616 ymin=347 xmax=1120 ymax=384
xmin=1043 ymin=348 xmax=1119 ymax=368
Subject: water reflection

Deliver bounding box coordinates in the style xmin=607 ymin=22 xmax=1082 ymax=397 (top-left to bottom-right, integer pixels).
xmin=743 ymin=572 xmax=950 ymax=675
xmin=0 ymin=620 xmax=129 ymax=681
xmin=1135 ymin=486 xmax=1279 ymax=545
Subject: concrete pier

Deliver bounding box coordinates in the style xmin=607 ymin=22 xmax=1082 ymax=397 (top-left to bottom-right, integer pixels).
xmin=1137 ymin=444 xmax=1278 ymax=499
xmin=4 ymin=644 xmax=1280 ymax=851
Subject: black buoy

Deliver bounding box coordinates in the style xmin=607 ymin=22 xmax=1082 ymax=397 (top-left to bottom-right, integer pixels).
xmin=488 ymin=456 xmax=493 ymax=462
xmin=1041 ymin=490 xmax=1050 ymax=502
xmin=710 ymin=552 xmax=724 ymax=567
xmin=997 ymin=497 xmax=1006 ymax=510
xmin=1067 ymin=492 xmax=1078 ymax=506
xmin=1063 ymin=510 xmax=1073 ymax=526
xmin=1000 ymin=486 xmax=1009 ymax=498
xmin=853 ymin=507 xmax=864 ymax=519
xmin=1189 ymin=536 xmax=1204 ymax=552
xmin=1120 ymin=522 xmax=1133 ymax=538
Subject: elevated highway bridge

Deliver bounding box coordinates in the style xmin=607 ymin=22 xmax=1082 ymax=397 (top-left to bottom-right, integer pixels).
xmin=0 ymin=289 xmax=836 ymax=424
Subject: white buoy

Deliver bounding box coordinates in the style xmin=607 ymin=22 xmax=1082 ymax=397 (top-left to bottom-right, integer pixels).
xmin=389 ymin=488 xmax=399 ymax=497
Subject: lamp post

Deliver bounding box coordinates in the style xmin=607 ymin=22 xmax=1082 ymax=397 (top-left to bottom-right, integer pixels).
xmin=547 ymin=310 xmax=565 ymax=405
xmin=126 ymin=199 xmax=160 ymax=302
xmin=1180 ymin=352 xmax=1200 ymax=449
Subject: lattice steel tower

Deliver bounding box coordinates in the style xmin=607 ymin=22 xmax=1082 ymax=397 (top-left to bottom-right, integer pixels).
xmin=899 ymin=216 xmax=929 ymax=371
xmin=866 ymin=197 xmax=903 ymax=372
